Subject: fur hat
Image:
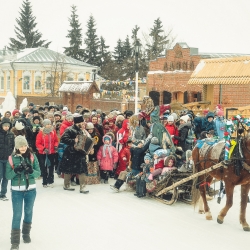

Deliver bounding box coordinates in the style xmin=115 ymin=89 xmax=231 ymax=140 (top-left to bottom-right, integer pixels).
xmin=33 ymin=116 xmax=41 ymax=122
xmin=171 ymin=113 xmax=178 ymax=121
xmin=14 ymin=119 xmax=26 ymax=130
xmin=105 ymin=132 xmax=115 ymax=141
xmin=73 ymin=114 xmax=84 ymax=124
xmin=164 ymin=155 xmax=176 ymax=166
xmin=12 ymin=109 xmax=20 ymax=117
xmin=29 ymin=102 xmax=34 ymax=107
xmin=96 ymin=109 xmax=102 ymax=114
xmin=1 ymin=117 xmax=12 ymax=128
xmin=151 ymin=137 xmax=159 ymax=145
xmin=180 ymin=115 xmax=189 ymax=123
xmin=86 ymin=122 xmax=94 ymax=130
xmin=46 ymin=112 xmax=54 ymax=119
xmin=76 ymin=105 xmax=83 ymax=109
xmin=48 ymin=105 xmax=54 ymax=111
xmin=22 ymin=107 xmax=29 ymax=113
xmin=15 ymin=135 xmax=28 ymax=149
xmin=116 ymin=115 xmax=125 ymax=123
xmin=43 ymin=119 xmax=51 ymax=126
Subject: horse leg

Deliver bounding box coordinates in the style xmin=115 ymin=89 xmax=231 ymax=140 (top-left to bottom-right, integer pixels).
xmin=200 ymin=185 xmax=212 ymax=220
xmin=217 ymin=183 xmax=234 ymax=224
xmin=198 ymin=196 xmax=204 ymax=214
xmin=240 ymin=184 xmax=250 ymax=231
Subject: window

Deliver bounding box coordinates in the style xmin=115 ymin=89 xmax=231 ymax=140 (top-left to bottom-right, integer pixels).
xmin=35 ymin=76 xmax=41 ymax=90
xmin=0 ymin=74 xmax=4 ymax=90
xmin=67 ymin=73 xmax=74 ymax=81
xmin=78 ymin=73 xmax=84 ymax=81
xmin=7 ymin=76 xmax=10 ymax=90
xmin=46 ymin=76 xmax=52 ymax=89
xmin=23 ymin=76 xmax=30 ymax=90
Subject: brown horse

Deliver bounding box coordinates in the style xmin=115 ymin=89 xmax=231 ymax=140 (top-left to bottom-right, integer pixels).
xmin=192 ymin=137 xmax=250 ymax=231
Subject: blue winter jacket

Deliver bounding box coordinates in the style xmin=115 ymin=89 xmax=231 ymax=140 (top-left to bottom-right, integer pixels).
xmin=215 ymin=117 xmax=225 ymax=140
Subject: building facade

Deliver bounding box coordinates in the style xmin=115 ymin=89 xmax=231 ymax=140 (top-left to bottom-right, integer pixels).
xmin=147 ymin=42 xmax=248 ymax=107
xmin=0 ymin=47 xmax=99 ymax=105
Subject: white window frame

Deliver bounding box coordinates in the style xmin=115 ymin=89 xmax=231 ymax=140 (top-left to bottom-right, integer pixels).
xmin=0 ymin=72 xmax=4 ymax=91
xmin=6 ymin=72 xmax=10 ymax=91
xmin=34 ymin=71 xmax=42 ymax=92
xmin=22 ymin=71 xmax=31 ymax=93
xmin=66 ymin=72 xmax=74 ymax=81
xmin=45 ymin=72 xmax=52 ymax=93
xmin=78 ymin=73 xmax=84 ymax=81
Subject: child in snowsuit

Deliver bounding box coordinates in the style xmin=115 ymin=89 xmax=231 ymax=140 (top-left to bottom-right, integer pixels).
xmin=161 ymin=155 xmax=177 ymax=176
xmin=134 ymin=153 xmax=153 ymax=198
xmin=97 ymin=135 xmax=118 ymax=184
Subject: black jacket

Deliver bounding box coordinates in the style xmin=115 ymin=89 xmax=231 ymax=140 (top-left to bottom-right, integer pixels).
xmin=174 ymin=122 xmax=192 ymax=152
xmin=130 ymin=141 xmax=150 ymax=171
xmin=0 ymin=118 xmax=15 ymax=160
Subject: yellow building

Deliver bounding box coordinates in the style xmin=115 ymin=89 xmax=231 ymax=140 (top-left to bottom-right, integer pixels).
xmin=0 ymin=47 xmax=99 ymax=104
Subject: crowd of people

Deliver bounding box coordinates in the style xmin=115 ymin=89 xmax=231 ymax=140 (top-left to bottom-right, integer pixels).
xmin=0 ymin=100 xmax=225 ymax=250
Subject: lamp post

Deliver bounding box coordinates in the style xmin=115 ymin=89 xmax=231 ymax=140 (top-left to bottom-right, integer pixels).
xmin=134 ymin=40 xmax=140 ymax=114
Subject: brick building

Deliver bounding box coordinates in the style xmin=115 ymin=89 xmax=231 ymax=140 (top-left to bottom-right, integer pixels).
xmin=147 ymin=42 xmax=248 ymax=107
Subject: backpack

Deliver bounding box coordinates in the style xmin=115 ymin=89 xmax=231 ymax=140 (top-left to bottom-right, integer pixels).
xmin=8 ymin=154 xmax=35 ymax=169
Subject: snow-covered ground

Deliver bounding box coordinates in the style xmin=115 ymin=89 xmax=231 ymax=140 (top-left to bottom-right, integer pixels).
xmin=0 ymin=176 xmax=249 ymax=250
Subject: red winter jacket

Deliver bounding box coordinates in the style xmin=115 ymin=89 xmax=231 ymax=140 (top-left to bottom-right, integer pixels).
xmin=154 ymin=159 xmax=164 ymax=170
xmin=116 ymin=146 xmax=131 ymax=175
xmin=60 ymin=120 xmax=73 ymax=136
xmin=165 ymin=124 xmax=179 ymax=145
xmin=36 ymin=129 xmax=59 ymax=154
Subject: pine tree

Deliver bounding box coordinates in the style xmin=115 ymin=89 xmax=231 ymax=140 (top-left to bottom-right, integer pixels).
xmin=146 ymin=17 xmax=169 ymax=60
xmin=8 ymin=0 xmax=51 ymax=50
xmin=64 ymin=5 xmax=84 ymax=60
xmin=113 ymin=39 xmax=125 ymax=64
xmin=99 ymin=36 xmax=110 ymax=68
xmin=83 ymin=15 xmax=100 ymax=65
xmin=123 ymin=36 xmax=132 ymax=59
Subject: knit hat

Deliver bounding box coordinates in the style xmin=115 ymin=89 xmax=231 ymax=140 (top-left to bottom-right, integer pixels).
xmin=43 ymin=119 xmax=51 ymax=126
xmin=63 ymin=107 xmax=68 ymax=111
xmin=22 ymin=107 xmax=29 ymax=113
xmin=167 ymin=115 xmax=174 ymax=122
xmin=54 ymin=111 xmax=62 ymax=118
xmin=144 ymin=153 xmax=152 ymax=161
xmin=12 ymin=109 xmax=20 ymax=116
xmin=96 ymin=109 xmax=102 ymax=114
xmin=180 ymin=115 xmax=189 ymax=123
xmin=151 ymin=137 xmax=159 ymax=145
xmin=66 ymin=112 xmax=74 ymax=120
xmin=217 ymin=110 xmax=224 ymax=116
xmin=15 ymin=135 xmax=28 ymax=149
xmin=171 ymin=113 xmax=178 ymax=121
xmin=86 ymin=122 xmax=94 ymax=130
xmin=33 ymin=116 xmax=41 ymax=122
xmin=103 ymin=136 xmax=111 ymax=141
xmin=73 ymin=114 xmax=84 ymax=124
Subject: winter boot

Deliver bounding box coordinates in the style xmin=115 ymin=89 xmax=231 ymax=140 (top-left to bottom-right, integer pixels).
xmin=110 ymin=179 xmax=124 ymax=192
xmin=79 ymin=174 xmax=89 ymax=194
xmin=134 ymin=178 xmax=141 ymax=196
xmin=63 ymin=174 xmax=75 ymax=191
xmin=22 ymin=221 xmax=31 ymax=243
xmin=10 ymin=229 xmax=20 ymax=250
xmin=138 ymin=179 xmax=146 ymax=198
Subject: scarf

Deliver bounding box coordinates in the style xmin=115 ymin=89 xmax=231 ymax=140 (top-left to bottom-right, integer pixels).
xmin=103 ymin=144 xmax=112 ymax=158
xmin=43 ymin=127 xmax=53 ymax=134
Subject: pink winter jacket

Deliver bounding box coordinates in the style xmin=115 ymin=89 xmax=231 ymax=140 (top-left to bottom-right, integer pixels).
xmin=97 ymin=135 xmax=118 ymax=171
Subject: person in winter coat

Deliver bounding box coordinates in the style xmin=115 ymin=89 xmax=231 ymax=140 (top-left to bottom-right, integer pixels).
xmin=0 ymin=117 xmax=15 ymax=200
xmin=149 ymin=137 xmax=162 ymax=157
xmin=59 ymin=112 xmax=74 ymax=137
xmin=60 ymin=114 xmax=89 ymax=194
xmin=115 ymin=137 xmax=133 ymax=179
xmin=30 ymin=116 xmax=42 ymax=153
xmin=91 ymin=115 xmax=104 ymax=137
xmin=165 ymin=115 xmax=179 ymax=145
xmin=12 ymin=118 xmax=33 ymax=148
xmin=174 ymin=115 xmax=192 ymax=152
xmin=36 ymin=119 xmax=58 ymax=188
xmin=134 ymin=153 xmax=154 ymax=197
xmin=193 ymin=111 xmax=218 ymax=139
xmin=97 ymin=135 xmax=118 ymax=184
xmin=12 ymin=109 xmax=20 ymax=125
xmin=6 ymin=136 xmax=41 ymax=250
xmin=214 ymin=110 xmax=226 ymax=140
xmin=130 ymin=140 xmax=150 ymax=175
xmin=86 ymin=122 xmax=103 ymax=185
xmin=116 ymin=119 xmax=130 ymax=152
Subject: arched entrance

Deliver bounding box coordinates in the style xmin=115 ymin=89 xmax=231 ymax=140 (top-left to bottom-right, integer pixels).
xmin=163 ymin=91 xmax=172 ymax=104
xmin=149 ymin=91 xmax=160 ymax=106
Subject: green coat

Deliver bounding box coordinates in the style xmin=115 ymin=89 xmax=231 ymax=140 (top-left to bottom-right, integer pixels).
xmin=6 ymin=153 xmax=41 ymax=187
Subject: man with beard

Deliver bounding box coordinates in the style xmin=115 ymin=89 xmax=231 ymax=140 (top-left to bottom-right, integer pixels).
xmin=59 ymin=114 xmax=89 ymax=194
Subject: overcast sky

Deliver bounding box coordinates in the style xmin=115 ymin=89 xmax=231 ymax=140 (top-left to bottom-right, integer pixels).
xmin=1 ymin=0 xmax=250 ymax=54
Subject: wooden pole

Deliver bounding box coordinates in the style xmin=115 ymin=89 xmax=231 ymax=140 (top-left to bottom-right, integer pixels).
xmin=155 ymin=162 xmax=224 ymax=197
